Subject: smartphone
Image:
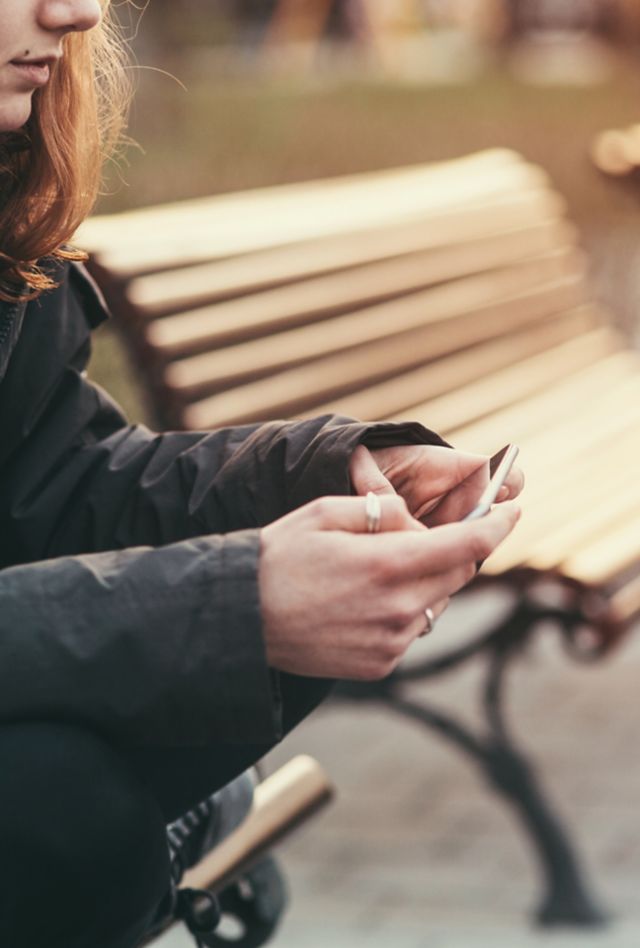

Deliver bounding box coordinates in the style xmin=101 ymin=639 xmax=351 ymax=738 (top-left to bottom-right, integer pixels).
xmin=462 ymin=444 xmax=519 ymax=522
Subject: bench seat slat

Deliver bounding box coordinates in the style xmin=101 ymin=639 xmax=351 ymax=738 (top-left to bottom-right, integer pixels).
xmin=529 ymin=473 xmax=640 ymax=571
xmin=445 ymin=344 xmax=634 ymax=451
xmin=477 ymin=368 xmax=640 ymax=573
xmin=563 ymin=522 xmax=640 ymax=587
xmin=487 ymin=414 xmax=640 ymax=574
xmin=608 ymin=574 xmax=640 ymax=624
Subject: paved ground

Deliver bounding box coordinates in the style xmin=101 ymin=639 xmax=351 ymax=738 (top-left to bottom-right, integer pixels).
xmin=155 ymin=588 xmax=640 ymax=948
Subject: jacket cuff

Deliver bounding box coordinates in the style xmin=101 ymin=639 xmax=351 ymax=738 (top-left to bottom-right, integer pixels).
xmin=358 ymin=420 xmax=451 ymax=452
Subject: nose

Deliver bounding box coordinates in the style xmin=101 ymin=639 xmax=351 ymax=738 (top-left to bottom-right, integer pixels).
xmin=38 ymin=0 xmax=102 ymax=35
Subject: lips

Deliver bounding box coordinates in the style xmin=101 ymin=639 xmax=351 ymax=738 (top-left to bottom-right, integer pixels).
xmin=10 ymin=58 xmax=56 ymax=87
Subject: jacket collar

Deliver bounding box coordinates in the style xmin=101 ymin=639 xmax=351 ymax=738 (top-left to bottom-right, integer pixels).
xmin=0 ymin=296 xmax=27 ymax=384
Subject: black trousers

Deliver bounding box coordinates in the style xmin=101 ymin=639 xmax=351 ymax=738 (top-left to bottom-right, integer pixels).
xmin=0 ymin=676 xmax=331 ymax=948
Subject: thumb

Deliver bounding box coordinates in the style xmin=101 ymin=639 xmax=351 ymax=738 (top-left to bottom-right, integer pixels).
xmin=349 ymin=444 xmax=396 ymax=497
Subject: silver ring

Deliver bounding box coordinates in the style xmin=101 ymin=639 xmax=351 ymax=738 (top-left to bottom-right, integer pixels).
xmin=365 ymin=491 xmax=381 ymax=534
xmin=421 ymin=607 xmax=436 ymax=637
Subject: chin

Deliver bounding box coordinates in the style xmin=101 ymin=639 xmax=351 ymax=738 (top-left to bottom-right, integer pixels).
xmin=0 ymin=96 xmax=34 ymax=133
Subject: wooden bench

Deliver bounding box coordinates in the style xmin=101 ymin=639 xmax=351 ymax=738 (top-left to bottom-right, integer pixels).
xmin=78 ymin=148 xmax=638 ymax=925
xmin=79 ymin=147 xmax=640 ymax=644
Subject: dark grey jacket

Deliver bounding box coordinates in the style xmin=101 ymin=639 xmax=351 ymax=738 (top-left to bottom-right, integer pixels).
xmin=0 ymin=261 xmax=444 ymax=747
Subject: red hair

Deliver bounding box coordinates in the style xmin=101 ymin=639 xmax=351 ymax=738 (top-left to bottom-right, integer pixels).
xmin=0 ymin=0 xmax=131 ymax=301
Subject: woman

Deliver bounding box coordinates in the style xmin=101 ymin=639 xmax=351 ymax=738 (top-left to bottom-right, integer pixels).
xmin=0 ymin=2 xmax=522 ymax=946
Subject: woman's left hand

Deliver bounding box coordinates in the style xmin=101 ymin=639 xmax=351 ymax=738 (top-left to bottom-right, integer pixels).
xmin=349 ymin=443 xmax=524 ymax=527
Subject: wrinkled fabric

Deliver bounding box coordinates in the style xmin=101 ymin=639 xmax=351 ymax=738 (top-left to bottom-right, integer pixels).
xmin=0 ymin=260 xmax=447 ymax=746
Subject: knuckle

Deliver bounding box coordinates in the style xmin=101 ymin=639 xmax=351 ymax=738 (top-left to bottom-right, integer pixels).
xmin=380 ymin=495 xmax=410 ymax=531
xmin=387 ymin=594 xmax=418 ymax=630
xmin=306 ymin=496 xmax=330 ymax=525
xmin=391 ymin=494 xmax=408 ymax=514
xmin=461 ymin=560 xmax=477 ymax=585
xmin=365 ymin=632 xmax=406 ymax=678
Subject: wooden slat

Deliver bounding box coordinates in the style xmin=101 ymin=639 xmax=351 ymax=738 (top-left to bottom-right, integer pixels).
xmin=444 ymin=338 xmax=632 ymax=451
xmin=608 ymin=573 xmax=640 ymax=624
xmin=564 ymin=519 xmax=640 ymax=587
xmin=387 ymin=325 xmax=616 ymax=435
xmin=185 ymin=301 xmax=601 ymax=428
xmin=527 ymin=440 xmax=640 ymax=570
xmin=477 ymin=365 xmax=640 ymax=573
xmin=184 ymin=282 xmax=584 ymax=428
xmin=306 ymin=305 xmax=601 ymax=421
xmin=78 ymin=150 xmax=550 ymax=276
xmin=181 ymin=756 xmax=333 ymax=895
xmin=81 ymin=149 xmax=539 ymax=240
xmin=144 ymin=220 xmax=577 ymax=356
xmin=165 ymin=250 xmax=584 ymax=397
xmin=129 ymin=193 xmax=568 ymax=316
xmin=493 ymin=418 xmax=640 ymax=575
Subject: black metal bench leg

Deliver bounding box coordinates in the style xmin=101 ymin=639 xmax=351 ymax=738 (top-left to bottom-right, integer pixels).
xmin=336 ymin=595 xmax=610 ymax=927
xmin=376 ymin=691 xmax=609 ymax=927
xmin=484 ymin=735 xmax=608 ymax=926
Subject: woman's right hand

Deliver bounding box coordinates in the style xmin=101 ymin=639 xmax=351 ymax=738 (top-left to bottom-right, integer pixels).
xmin=259 ymin=495 xmax=520 ymax=681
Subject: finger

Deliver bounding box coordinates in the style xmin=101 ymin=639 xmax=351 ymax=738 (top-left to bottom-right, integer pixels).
xmin=419 ymin=596 xmax=450 ymax=637
xmin=394 ymin=447 xmax=489 ymax=520
xmin=374 ymin=502 xmax=521 ymax=578
xmin=501 ymin=464 xmax=525 ymax=501
xmin=420 ymin=455 xmax=491 ymax=525
xmin=392 ymin=596 xmax=451 ymax=649
xmin=304 ymin=494 xmax=427 ymax=534
xmin=349 ymin=445 xmax=397 ymax=497
xmin=413 ymin=563 xmax=477 ymax=607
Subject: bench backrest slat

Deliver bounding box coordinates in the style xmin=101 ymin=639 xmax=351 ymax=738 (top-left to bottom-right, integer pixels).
xmin=390 ymin=325 xmax=619 ymax=434
xmin=309 ymin=307 xmax=604 ymax=422
xmin=127 ymin=192 xmax=567 ymax=314
xmin=80 ymin=149 xmax=549 ymax=274
xmin=144 ymin=221 xmax=576 ymax=358
xmin=165 ymin=249 xmax=584 ymax=394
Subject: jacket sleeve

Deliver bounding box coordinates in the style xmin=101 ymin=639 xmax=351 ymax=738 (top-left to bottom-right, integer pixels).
xmin=0 ymin=532 xmax=282 ymax=746
xmin=0 ymin=263 xmax=447 ymax=565
xmin=0 ymin=263 xmax=447 ymax=745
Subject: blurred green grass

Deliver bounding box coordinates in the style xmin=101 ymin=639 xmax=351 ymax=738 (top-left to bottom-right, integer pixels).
xmin=90 ymin=62 xmax=640 ymax=424
xmin=99 ymin=63 xmax=640 ymax=226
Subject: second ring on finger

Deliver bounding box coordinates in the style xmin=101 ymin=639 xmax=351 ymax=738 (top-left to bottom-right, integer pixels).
xmin=417 ymin=598 xmax=449 ymax=638
xmin=421 ymin=606 xmax=436 ymax=637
